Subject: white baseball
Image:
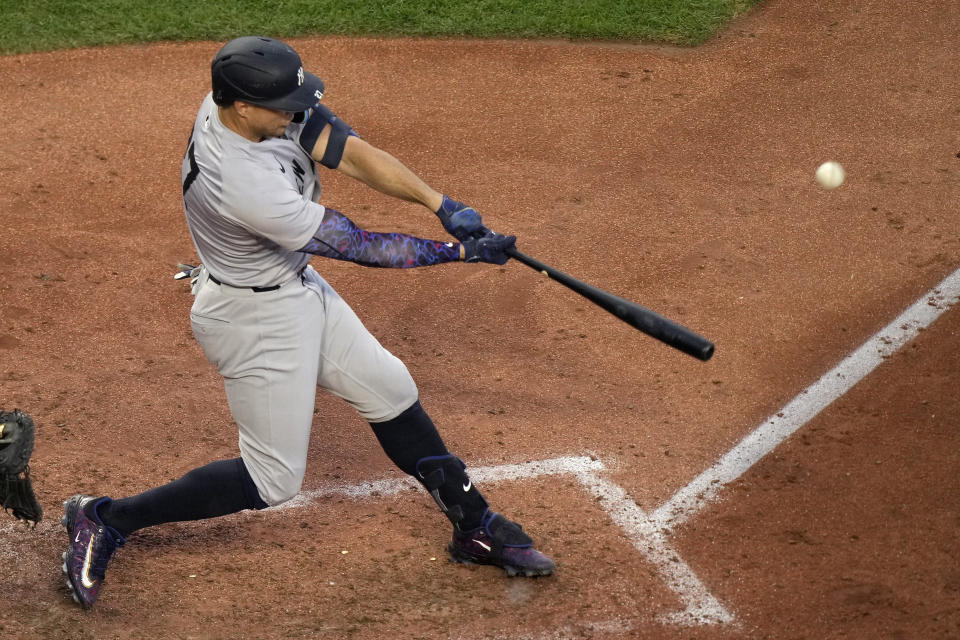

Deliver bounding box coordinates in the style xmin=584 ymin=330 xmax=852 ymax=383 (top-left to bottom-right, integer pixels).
xmin=815 ymin=161 xmax=845 ymax=189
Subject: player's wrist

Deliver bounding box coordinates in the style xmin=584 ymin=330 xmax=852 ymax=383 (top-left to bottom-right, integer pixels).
xmin=436 ymin=195 xmax=484 ymax=242
xmin=425 ymin=191 xmax=444 ymax=212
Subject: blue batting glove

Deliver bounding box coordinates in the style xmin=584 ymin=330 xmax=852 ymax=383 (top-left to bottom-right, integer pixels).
xmin=436 ymin=195 xmax=487 ymax=242
xmin=462 ymin=232 xmax=516 ymax=265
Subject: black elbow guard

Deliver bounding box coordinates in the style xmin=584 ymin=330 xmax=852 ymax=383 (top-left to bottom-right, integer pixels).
xmin=298 ymin=104 xmax=356 ymax=170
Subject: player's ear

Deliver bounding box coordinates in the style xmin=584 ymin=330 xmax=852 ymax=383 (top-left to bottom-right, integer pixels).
xmin=232 ymin=100 xmax=253 ymax=118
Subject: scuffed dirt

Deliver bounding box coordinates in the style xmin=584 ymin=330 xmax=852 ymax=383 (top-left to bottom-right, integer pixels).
xmin=1 ymin=0 xmax=958 ymax=637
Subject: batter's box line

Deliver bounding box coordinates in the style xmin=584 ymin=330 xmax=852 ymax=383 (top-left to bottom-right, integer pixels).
xmin=650 ymin=266 xmax=960 ymax=534
xmin=271 ymin=267 xmax=960 ymax=630
xmin=277 ymin=455 xmax=733 ymax=626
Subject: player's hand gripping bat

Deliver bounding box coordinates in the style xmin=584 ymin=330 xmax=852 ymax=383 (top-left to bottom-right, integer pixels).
xmin=506 ymin=247 xmax=715 ymax=361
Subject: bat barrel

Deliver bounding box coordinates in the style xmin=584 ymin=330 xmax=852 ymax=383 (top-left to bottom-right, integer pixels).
xmin=506 ymin=247 xmax=715 ymax=361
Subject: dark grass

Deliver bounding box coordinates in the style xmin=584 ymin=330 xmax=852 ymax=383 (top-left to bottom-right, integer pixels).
xmin=0 ymin=0 xmax=760 ymax=54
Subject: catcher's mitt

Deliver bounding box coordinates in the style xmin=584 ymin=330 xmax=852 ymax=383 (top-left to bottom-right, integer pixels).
xmin=0 ymin=409 xmax=42 ymax=525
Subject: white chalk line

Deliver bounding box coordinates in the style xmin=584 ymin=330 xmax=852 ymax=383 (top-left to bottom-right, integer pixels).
xmin=278 ymin=455 xmax=730 ymax=626
xmin=575 ymin=472 xmax=733 ymax=625
xmin=651 ymin=267 xmax=960 ymax=532
xmin=276 ymin=456 xmax=605 ymax=507
xmin=474 ymin=618 xmax=636 ymax=640
xmin=273 ymin=267 xmax=960 ymax=632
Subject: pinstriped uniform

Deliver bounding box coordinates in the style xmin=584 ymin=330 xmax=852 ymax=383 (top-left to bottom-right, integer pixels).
xmin=181 ymin=94 xmax=418 ymax=505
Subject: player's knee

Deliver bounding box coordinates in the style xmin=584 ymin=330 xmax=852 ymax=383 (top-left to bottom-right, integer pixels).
xmin=357 ymin=366 xmax=419 ymax=423
xmin=260 ymin=478 xmax=303 ymax=507
xmin=252 ymin=465 xmax=306 ymax=507
xmin=383 ymin=366 xmax=419 ymax=420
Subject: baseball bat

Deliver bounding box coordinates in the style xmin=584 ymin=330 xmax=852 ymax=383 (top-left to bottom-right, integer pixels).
xmin=506 ymin=247 xmax=715 ymax=361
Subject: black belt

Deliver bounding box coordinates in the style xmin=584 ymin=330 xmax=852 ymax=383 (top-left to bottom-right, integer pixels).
xmin=207 ymin=273 xmax=281 ymax=293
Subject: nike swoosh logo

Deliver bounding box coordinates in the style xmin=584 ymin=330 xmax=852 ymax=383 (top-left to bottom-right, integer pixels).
xmin=473 ymin=539 xmax=492 ymax=552
xmin=81 ymin=537 xmax=97 ymax=589
xmin=74 ymin=531 xmax=81 ymax=543
xmin=462 ymin=479 xmax=472 ymax=492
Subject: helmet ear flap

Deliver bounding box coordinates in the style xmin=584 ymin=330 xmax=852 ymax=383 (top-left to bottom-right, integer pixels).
xmin=212 ymin=86 xmax=237 ymax=107
xmin=211 ymin=54 xmax=236 ymax=106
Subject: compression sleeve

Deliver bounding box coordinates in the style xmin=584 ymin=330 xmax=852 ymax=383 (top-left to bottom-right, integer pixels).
xmin=300 ymin=208 xmax=461 ymax=268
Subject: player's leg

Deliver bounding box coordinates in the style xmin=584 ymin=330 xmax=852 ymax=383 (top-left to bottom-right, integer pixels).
xmin=367 ymin=400 xmax=489 ymax=529
xmin=96 ymin=273 xmax=322 ymax=526
xmin=61 ymin=457 xmax=266 ymax=608
xmin=368 ymin=400 xmax=554 ymax=577
xmin=83 ymin=458 xmax=267 ymax=537
xmin=62 ymin=273 xmax=323 ymax=608
xmin=304 ymin=268 xmax=554 ymax=576
xmin=190 ymin=271 xmax=324 ymax=507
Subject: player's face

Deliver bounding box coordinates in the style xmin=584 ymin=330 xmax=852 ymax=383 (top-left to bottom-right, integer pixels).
xmin=241 ymin=103 xmax=295 ymax=140
xmin=258 ymin=106 xmax=296 ymax=138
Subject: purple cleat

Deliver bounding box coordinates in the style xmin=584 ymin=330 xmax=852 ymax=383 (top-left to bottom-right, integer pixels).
xmin=449 ymin=510 xmax=555 ymax=577
xmin=60 ymin=495 xmax=125 ymax=609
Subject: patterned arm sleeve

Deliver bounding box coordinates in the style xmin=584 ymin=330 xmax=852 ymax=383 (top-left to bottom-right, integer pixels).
xmin=300 ymin=208 xmax=462 ymax=268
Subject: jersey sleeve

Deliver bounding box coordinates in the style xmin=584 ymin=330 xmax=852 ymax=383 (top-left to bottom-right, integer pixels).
xmin=220 ymin=156 xmax=326 ymax=251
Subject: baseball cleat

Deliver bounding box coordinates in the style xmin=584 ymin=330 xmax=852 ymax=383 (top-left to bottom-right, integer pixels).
xmin=60 ymin=495 xmax=125 ymax=609
xmin=448 ymin=510 xmax=555 ymax=577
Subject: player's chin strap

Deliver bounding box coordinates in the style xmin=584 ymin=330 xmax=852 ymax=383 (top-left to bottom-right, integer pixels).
xmin=415 ymin=454 xmax=489 ymax=530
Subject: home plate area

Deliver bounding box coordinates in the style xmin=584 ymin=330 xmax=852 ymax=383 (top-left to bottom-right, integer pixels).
xmin=277 ymin=454 xmax=730 ymax=627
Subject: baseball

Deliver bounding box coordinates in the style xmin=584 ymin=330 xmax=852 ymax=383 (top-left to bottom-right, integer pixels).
xmin=815 ymin=161 xmax=845 ymax=189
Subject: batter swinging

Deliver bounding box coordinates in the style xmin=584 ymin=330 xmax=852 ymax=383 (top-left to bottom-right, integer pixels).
xmin=60 ymin=36 xmax=554 ymax=609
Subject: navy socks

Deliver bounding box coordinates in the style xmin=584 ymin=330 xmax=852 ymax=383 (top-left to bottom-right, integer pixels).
xmin=91 ymin=457 xmax=267 ymax=538
xmin=91 ymin=401 xmax=485 ymax=538
xmin=370 ymin=400 xmax=487 ymax=530
xmin=369 ymin=400 xmax=449 ymax=475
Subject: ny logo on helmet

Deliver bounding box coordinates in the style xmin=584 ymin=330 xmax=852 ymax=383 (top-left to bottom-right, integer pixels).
xmin=297 ymin=67 xmax=304 ymax=86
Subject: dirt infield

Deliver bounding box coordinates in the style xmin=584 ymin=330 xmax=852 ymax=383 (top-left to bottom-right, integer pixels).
xmin=1 ymin=0 xmax=958 ymax=638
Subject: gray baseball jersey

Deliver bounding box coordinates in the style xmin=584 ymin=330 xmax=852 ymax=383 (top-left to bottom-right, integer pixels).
xmin=183 ymin=93 xmax=320 ymax=288
xmin=181 ymin=93 xmax=418 ymax=505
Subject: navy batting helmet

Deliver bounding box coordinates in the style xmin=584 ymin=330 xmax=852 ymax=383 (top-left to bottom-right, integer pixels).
xmin=211 ymin=36 xmax=325 ymax=111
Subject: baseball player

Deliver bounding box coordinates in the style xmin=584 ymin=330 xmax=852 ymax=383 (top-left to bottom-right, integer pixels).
xmin=61 ymin=36 xmax=555 ymax=609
